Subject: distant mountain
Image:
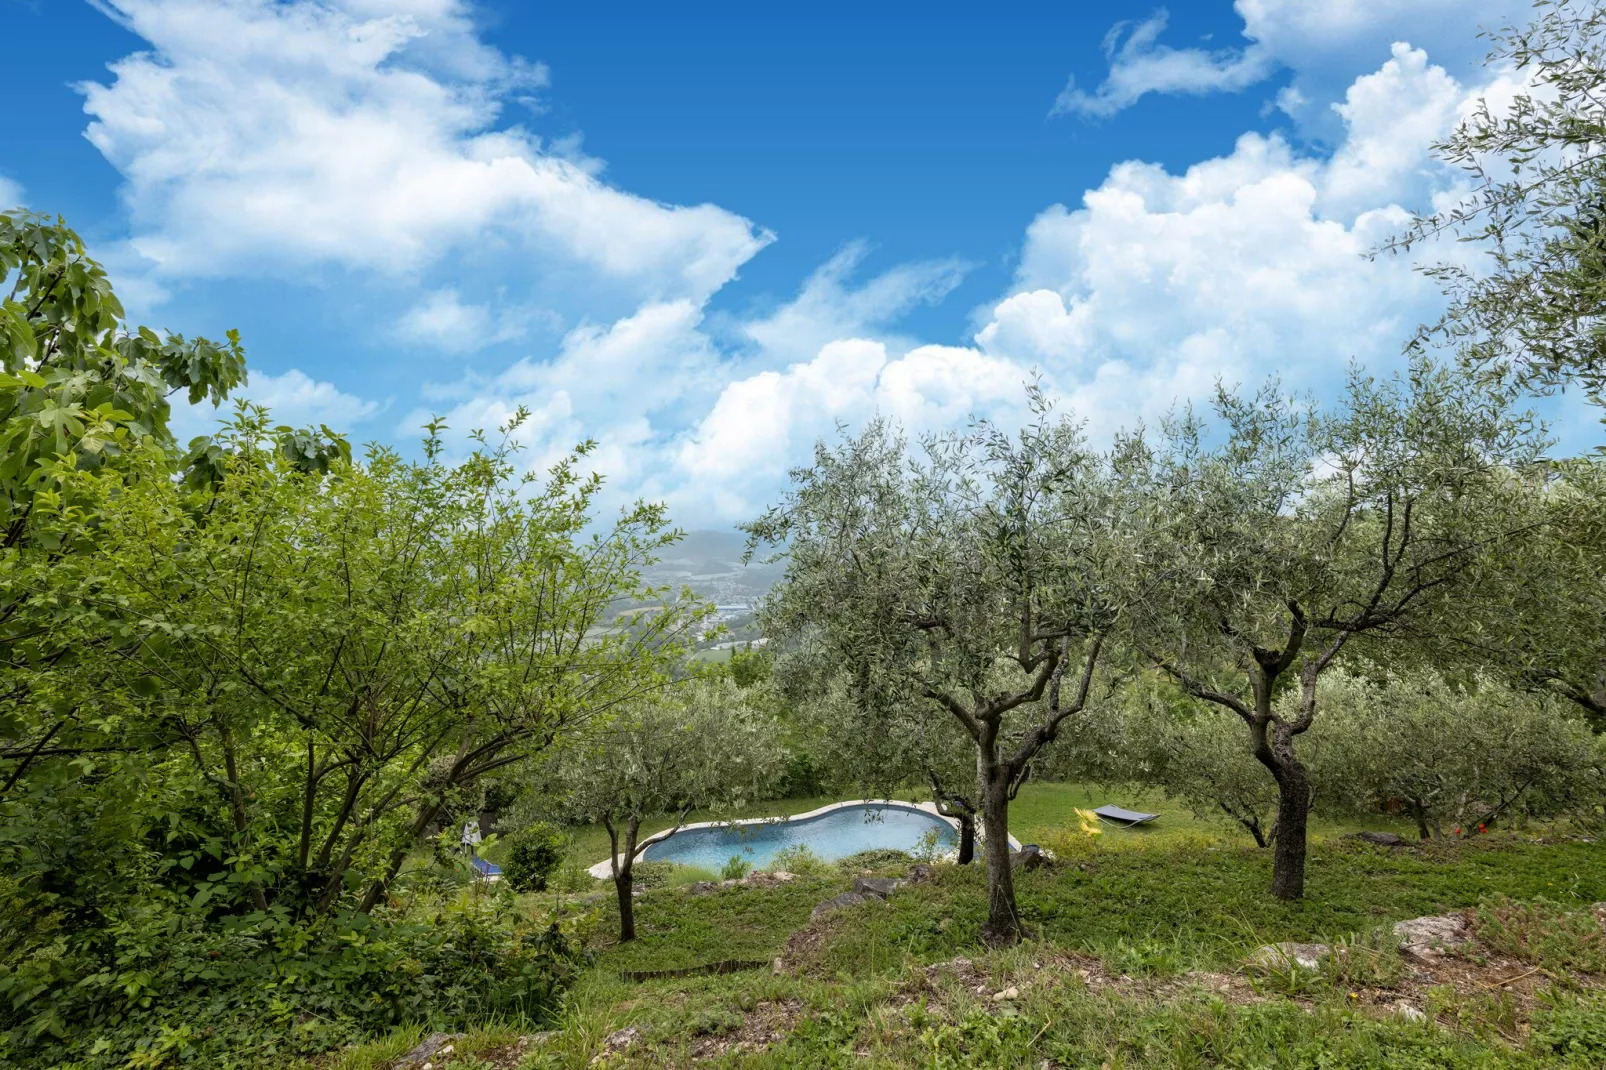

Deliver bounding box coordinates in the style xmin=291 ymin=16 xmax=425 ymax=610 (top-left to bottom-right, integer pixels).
xmin=641 ymin=529 xmax=788 ymax=608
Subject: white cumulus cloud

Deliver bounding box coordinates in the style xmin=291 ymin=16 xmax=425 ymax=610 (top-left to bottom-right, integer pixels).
xmin=169 ymin=367 xmax=380 ymax=442
xmin=679 ymin=42 xmax=1507 ymax=522
xmin=79 ymin=0 xmax=771 ymax=305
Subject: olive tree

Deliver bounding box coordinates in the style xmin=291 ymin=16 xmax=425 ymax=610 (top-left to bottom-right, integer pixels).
xmin=796 ymin=672 xmax=984 ymax=863
xmin=1320 ymin=670 xmax=1603 ymax=838
xmin=1390 ymin=0 xmax=1606 ymax=408
xmin=1063 ymin=674 xmax=1309 ymax=848
xmin=1447 ymin=458 xmax=1606 ymax=729
xmin=1127 ymin=359 xmax=1545 ymax=899
xmin=749 ymin=406 xmax=1130 ymax=944
xmin=548 ymin=676 xmax=783 ymax=942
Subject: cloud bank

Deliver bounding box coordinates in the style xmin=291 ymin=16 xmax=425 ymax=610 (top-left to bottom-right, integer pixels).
xmin=74 ymin=0 xmax=1537 ymax=526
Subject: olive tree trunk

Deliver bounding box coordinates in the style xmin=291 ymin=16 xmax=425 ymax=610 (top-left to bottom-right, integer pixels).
xmin=603 ymin=813 xmax=641 ymax=943
xmin=978 ymin=757 xmax=1020 ymax=946
xmin=1265 ymin=760 xmax=1311 ymax=900
xmin=956 ymin=814 xmax=976 ymax=864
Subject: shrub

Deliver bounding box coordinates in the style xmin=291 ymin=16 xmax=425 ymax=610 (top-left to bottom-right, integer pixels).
xmin=720 ymin=854 xmax=753 ymax=880
xmin=0 ymin=887 xmax=582 ymax=1069
xmin=665 ymin=864 xmax=723 ymax=888
xmin=770 ymin=844 xmax=831 ymax=877
xmin=503 ymin=822 xmax=570 ymax=893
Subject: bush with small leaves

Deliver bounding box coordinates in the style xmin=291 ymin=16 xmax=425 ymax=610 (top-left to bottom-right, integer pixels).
xmin=503 ymin=823 xmax=570 ymax=893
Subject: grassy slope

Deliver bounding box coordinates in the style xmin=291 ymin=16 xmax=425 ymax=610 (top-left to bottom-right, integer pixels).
xmin=325 ymin=792 xmax=1606 ymax=1069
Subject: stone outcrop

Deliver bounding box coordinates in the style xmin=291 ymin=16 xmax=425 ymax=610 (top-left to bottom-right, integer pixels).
xmin=1392 ymin=914 xmax=1473 ymax=960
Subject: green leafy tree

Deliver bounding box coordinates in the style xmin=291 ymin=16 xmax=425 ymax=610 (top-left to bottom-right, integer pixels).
xmin=68 ymin=406 xmax=704 ymax=916
xmin=0 ymin=210 xmax=247 ymax=547
xmin=1390 ymin=0 xmax=1606 ymax=409
xmin=749 ymin=406 xmax=1130 ymax=945
xmin=1321 ymin=669 xmax=1603 ymax=838
xmin=1127 ymin=360 xmax=1545 ymax=899
xmin=1445 ymin=458 xmax=1606 ymax=729
xmin=546 ymin=676 xmax=783 ymax=942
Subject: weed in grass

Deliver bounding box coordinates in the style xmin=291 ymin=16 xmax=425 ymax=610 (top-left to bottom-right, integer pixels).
xmin=686 ymin=1005 xmax=744 ymax=1036
xmin=836 ymin=848 xmax=914 ymax=872
xmin=1531 ymin=993 xmax=1606 ymax=1061
xmin=772 ymin=843 xmax=833 ymax=877
xmin=1097 ymin=935 xmax=1196 ymax=978
xmin=1475 ymin=895 xmax=1606 ymax=972
xmin=663 ymin=863 xmax=723 ymax=888
xmin=721 ymin=854 xmax=753 ymax=880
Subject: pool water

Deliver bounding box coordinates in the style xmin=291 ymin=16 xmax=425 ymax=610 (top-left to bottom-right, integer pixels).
xmin=640 ymin=803 xmax=956 ymax=871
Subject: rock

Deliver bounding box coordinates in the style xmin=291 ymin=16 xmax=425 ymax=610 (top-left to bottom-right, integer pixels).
xmin=1349 ymin=831 xmax=1408 ymax=847
xmin=394 ymin=1032 xmax=464 ymax=1070
xmin=772 ymin=956 xmax=785 ymax=976
xmin=908 ymin=863 xmax=936 ymax=882
xmin=1394 ymin=1002 xmax=1428 ymax=1023
xmin=1245 ymin=942 xmax=1331 ymax=972
xmin=853 ymin=877 xmax=905 ymax=898
xmin=588 ymin=1027 xmax=641 ymax=1065
xmin=1393 ymin=914 xmax=1472 ymax=959
xmin=811 ymin=891 xmax=878 ymax=919
xmin=686 ymin=881 xmax=722 ymax=896
xmin=992 ymin=986 xmax=1020 ymax=1001
xmin=744 ymin=870 xmax=796 ymax=888
xmin=1009 ymin=845 xmax=1046 ymax=872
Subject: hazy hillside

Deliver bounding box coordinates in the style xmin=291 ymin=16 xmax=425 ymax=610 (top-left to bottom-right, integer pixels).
xmin=640 ymin=529 xmax=787 ymax=646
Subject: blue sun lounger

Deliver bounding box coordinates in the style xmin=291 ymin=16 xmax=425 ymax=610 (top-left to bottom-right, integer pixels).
xmin=471 ymin=857 xmax=502 ymax=879
xmin=1093 ymin=805 xmax=1158 ymax=828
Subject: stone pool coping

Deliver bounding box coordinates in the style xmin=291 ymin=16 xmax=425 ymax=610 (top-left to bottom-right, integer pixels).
xmin=586 ymin=798 xmax=1023 ymax=879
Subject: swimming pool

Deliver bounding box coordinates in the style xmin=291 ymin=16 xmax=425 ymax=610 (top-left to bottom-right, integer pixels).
xmin=587 ymin=801 xmax=974 ymax=877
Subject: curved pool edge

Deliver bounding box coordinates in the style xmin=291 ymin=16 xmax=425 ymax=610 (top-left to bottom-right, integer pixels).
xmin=585 ymin=798 xmax=1023 ymax=880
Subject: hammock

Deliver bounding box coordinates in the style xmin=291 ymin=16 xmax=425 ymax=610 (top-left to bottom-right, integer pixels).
xmin=1092 ymin=804 xmax=1158 ymax=828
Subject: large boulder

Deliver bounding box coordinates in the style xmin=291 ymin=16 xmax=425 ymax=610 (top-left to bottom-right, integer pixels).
xmin=1245 ymin=942 xmax=1331 ymax=972
xmin=1393 ymin=914 xmax=1472 ymax=959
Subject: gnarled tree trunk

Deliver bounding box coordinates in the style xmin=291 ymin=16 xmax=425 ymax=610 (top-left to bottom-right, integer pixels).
xmin=978 ymin=758 xmax=1019 ymax=946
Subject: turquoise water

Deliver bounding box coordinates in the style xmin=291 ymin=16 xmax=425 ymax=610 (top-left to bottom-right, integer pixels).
xmin=640 ymin=804 xmax=956 ymax=871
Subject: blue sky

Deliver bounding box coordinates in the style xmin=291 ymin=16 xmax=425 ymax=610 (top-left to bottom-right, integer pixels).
xmin=1 ymin=0 xmax=1593 ymax=526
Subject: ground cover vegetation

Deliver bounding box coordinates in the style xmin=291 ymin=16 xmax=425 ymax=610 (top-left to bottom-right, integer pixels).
xmin=8 ymin=1 xmax=1606 ymax=1066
